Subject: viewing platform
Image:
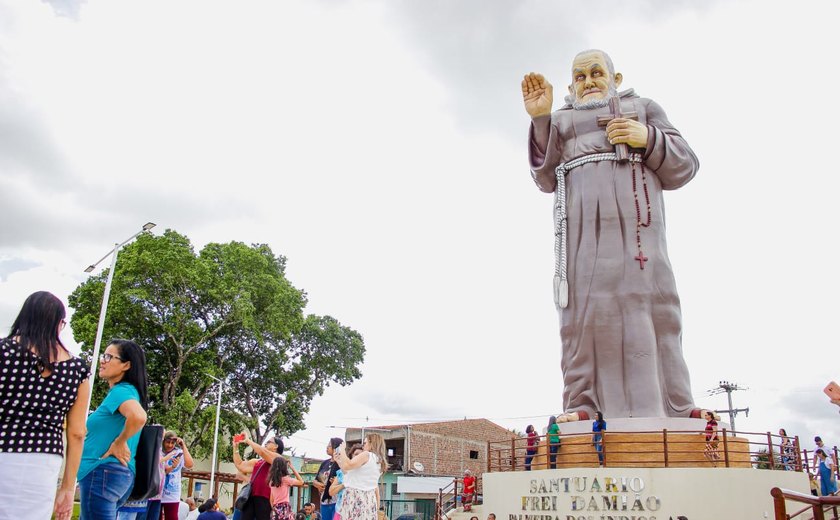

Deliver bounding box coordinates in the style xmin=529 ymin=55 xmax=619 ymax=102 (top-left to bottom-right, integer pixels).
xmin=467 ymin=419 xmax=824 ymax=519
xmin=487 ymin=418 xmax=790 ymax=471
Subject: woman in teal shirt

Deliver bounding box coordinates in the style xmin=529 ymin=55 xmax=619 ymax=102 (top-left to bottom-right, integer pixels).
xmin=78 ymin=339 xmax=149 ymax=519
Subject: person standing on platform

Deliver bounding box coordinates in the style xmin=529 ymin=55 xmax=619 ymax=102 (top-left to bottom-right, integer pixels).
xmin=815 ymin=449 xmax=838 ymax=496
xmin=0 ymin=291 xmax=91 ymax=520
xmin=461 ymin=470 xmax=476 ymax=512
xmin=779 ymin=428 xmax=794 ymax=470
xmin=813 ymin=436 xmax=836 ymax=472
xmin=703 ymin=411 xmax=720 ymax=466
xmin=592 ymin=412 xmax=607 ymax=466
xmin=524 ymin=425 xmax=538 ymax=471
xmin=547 ymin=416 xmax=560 ymax=469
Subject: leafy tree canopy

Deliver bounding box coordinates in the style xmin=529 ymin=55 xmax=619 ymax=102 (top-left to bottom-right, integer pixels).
xmin=69 ymin=229 xmax=365 ymax=458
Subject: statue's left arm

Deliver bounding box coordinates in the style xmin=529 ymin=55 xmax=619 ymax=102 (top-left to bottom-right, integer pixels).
xmin=642 ymin=99 xmax=699 ymax=190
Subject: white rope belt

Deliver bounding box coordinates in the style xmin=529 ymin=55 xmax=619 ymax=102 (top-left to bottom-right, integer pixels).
xmin=551 ymin=152 xmax=643 ymax=310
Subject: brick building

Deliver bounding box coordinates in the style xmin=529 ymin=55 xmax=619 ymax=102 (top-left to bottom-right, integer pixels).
xmin=345 ymin=418 xmax=516 ymax=478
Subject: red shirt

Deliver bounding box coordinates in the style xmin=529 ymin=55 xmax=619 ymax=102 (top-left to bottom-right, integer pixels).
xmin=250 ymin=460 xmax=271 ymax=498
xmin=463 ymin=475 xmax=476 ymax=494
xmin=705 ymin=420 xmax=718 ymax=442
xmin=527 ymin=431 xmax=538 ymax=449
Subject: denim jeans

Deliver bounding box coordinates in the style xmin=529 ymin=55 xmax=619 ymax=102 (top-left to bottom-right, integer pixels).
xmin=320 ymin=503 xmax=336 ymax=520
xmin=525 ymin=448 xmax=537 ymax=470
xmin=79 ymin=462 xmax=135 ymax=520
xmin=593 ymin=433 xmax=604 ymax=464
xmin=549 ymin=443 xmax=559 ymax=469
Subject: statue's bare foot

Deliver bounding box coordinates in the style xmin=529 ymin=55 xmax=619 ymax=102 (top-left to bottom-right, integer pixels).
xmin=556 ymin=411 xmax=590 ymax=422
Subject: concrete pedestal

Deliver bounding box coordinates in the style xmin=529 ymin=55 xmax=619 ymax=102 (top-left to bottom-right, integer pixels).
xmin=483 ymin=467 xmax=809 ymax=520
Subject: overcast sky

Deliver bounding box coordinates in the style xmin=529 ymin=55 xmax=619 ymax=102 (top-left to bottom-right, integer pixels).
xmin=1 ymin=0 xmax=838 ymax=460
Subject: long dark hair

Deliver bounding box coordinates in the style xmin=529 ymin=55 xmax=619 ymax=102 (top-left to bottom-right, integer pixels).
xmin=594 ymin=411 xmax=606 ymax=429
xmin=7 ymin=291 xmax=67 ymax=370
xmin=268 ymin=455 xmax=290 ymax=487
xmin=110 ymin=339 xmax=149 ymax=409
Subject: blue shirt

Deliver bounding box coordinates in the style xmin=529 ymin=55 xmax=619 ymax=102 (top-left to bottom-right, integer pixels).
xmin=78 ymin=382 xmax=142 ymax=480
xmin=197 ymin=511 xmax=227 ymax=520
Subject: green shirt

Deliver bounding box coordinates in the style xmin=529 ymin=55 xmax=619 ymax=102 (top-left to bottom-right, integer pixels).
xmin=548 ymin=423 xmax=560 ymax=444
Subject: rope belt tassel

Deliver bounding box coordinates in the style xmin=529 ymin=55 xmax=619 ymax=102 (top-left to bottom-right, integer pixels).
xmin=548 ymin=152 xmax=643 ymax=312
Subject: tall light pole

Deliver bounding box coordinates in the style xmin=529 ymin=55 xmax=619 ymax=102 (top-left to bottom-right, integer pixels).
xmin=83 ymin=222 xmax=156 ymax=414
xmin=207 ymin=374 xmax=225 ymax=498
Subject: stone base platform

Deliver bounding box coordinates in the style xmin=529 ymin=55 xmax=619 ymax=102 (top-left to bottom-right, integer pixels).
xmin=483 ymin=467 xmax=809 ymax=519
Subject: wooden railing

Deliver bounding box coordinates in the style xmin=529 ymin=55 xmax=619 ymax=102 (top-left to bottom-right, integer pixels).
xmin=771 ymin=487 xmax=840 ymax=520
xmin=487 ymin=429 xmax=839 ymax=473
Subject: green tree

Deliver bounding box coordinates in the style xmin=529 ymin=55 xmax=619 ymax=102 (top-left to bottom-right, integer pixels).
xmin=69 ymin=229 xmax=365 ymax=457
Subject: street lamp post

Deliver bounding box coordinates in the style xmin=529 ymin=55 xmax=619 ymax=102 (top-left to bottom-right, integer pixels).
xmin=83 ymin=222 xmax=156 ymax=413
xmin=207 ymin=374 xmax=225 ymax=498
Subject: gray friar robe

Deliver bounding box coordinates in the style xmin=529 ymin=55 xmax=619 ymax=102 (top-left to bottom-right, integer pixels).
xmin=528 ymin=89 xmax=698 ymax=418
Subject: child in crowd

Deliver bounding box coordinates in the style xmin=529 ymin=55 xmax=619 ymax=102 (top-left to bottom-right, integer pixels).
xmin=269 ymin=454 xmax=304 ymax=520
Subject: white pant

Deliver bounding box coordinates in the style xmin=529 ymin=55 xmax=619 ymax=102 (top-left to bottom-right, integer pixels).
xmin=0 ymin=452 xmax=63 ymax=520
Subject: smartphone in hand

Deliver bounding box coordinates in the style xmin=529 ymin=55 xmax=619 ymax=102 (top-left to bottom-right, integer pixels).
xmin=824 ymin=381 xmax=840 ymax=401
xmin=234 ymin=433 xmax=246 ymax=443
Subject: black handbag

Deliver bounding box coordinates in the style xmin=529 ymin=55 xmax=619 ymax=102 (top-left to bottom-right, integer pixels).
xmin=236 ymin=459 xmax=268 ymax=510
xmin=234 ymin=483 xmax=251 ymax=510
xmin=129 ymin=424 xmax=164 ymax=500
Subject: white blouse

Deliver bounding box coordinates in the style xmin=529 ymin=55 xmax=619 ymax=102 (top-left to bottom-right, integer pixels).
xmin=344 ymin=451 xmax=381 ymax=491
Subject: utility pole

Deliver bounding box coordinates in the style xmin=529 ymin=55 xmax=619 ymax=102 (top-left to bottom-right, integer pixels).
xmin=707 ymin=381 xmax=749 ymax=434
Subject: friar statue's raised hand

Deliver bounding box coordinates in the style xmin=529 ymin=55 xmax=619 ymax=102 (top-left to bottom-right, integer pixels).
xmin=521 ymin=72 xmax=554 ymax=118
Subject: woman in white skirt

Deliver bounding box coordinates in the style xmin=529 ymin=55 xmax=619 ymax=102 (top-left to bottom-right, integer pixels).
xmin=334 ymin=433 xmax=388 ymax=520
xmin=0 ymin=292 xmax=91 ymax=520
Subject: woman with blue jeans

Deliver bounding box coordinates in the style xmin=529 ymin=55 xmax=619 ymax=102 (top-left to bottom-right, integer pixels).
xmin=592 ymin=412 xmax=607 ymax=466
xmin=78 ymin=339 xmax=149 ymax=519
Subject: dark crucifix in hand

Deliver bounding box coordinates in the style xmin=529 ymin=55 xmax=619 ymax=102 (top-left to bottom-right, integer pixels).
xmin=597 ymin=95 xmax=638 ymax=162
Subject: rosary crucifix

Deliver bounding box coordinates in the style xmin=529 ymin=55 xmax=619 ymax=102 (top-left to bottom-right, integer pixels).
xmin=597 ymin=95 xmax=651 ymax=269
xmin=596 ymin=95 xmax=638 ymax=162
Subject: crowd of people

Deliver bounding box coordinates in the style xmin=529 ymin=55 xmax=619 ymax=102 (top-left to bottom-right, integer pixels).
xmin=0 ymin=290 xmax=397 ymax=520
xmin=231 ymin=431 xmax=389 ymax=520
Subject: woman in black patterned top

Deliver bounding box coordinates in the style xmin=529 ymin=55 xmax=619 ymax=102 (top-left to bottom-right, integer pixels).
xmin=0 ymin=291 xmax=91 ymax=520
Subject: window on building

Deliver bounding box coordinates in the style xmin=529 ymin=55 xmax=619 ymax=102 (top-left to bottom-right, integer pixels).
xmin=391 ymin=483 xmax=399 ymax=495
xmin=469 ymin=450 xmax=479 ymax=459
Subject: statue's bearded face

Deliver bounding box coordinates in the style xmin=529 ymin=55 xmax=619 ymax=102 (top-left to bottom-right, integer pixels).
xmin=571 ymin=52 xmax=614 ymax=104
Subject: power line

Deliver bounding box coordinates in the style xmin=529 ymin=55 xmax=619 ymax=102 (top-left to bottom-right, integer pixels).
xmin=707 ymin=380 xmax=749 ymax=433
